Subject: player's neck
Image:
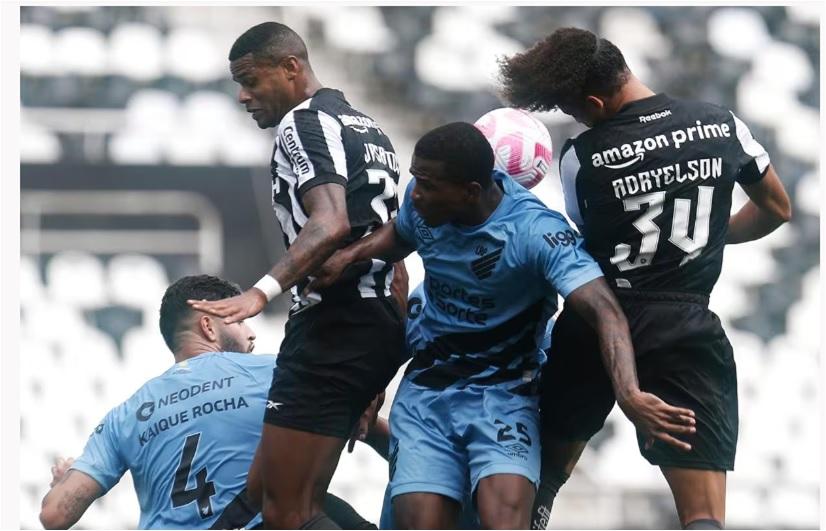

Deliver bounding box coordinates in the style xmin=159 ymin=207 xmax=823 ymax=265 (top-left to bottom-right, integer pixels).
xmin=173 ymin=338 xmax=219 ymax=364
xmin=611 ymin=76 xmax=656 ymax=112
xmin=459 ymin=182 xmax=503 ymax=226
xmin=302 ymin=72 xmax=324 ymax=101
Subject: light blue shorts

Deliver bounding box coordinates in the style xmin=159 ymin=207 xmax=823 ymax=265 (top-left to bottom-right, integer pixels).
xmin=387 ymin=376 xmax=540 ymax=504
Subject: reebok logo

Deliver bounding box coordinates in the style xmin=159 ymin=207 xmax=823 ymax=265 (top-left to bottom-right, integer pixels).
xmin=639 ymin=109 xmax=672 ymax=123
xmin=266 ymin=401 xmax=283 ymax=411
xmin=471 ymin=247 xmax=503 ymax=280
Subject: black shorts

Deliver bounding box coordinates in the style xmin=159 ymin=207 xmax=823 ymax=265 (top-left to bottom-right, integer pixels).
xmin=265 ymin=296 xmax=407 ymax=438
xmin=540 ymin=290 xmax=738 ymax=471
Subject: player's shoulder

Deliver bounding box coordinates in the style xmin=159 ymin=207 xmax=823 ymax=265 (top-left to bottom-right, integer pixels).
xmin=667 ymin=95 xmax=733 ymax=121
xmin=214 ymin=351 xmax=277 ymax=369
xmin=500 ymin=173 xmax=570 ymax=230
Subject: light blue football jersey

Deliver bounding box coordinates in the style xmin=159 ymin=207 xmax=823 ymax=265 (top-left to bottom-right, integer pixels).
xmin=406 ymin=282 xmax=555 ymax=354
xmin=395 ymin=171 xmax=603 ymax=391
xmin=71 ymin=352 xmax=275 ymax=529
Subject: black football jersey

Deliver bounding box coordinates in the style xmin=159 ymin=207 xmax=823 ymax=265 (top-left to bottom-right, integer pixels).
xmin=270 ymin=88 xmax=400 ymax=309
xmin=559 ymin=93 xmax=770 ymax=296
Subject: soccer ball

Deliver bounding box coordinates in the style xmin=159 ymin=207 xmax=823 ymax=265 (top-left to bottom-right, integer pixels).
xmin=474 ymin=108 xmax=553 ymax=190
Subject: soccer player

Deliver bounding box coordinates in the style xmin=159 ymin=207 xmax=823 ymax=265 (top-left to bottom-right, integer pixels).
xmin=306 ymin=122 xmax=696 ymax=529
xmin=39 ymin=275 xmax=266 ymax=529
xmin=39 ymin=275 xmax=376 ymax=530
xmin=498 ymin=27 xmax=792 ymax=529
xmin=188 ymin=22 xmax=406 ymax=529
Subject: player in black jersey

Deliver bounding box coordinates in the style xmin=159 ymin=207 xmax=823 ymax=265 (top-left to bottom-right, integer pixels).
xmin=189 ymin=23 xmax=406 ymax=529
xmin=499 ymin=28 xmax=791 ymax=529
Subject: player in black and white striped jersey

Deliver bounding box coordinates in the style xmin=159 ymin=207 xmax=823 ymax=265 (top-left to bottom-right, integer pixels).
xmin=189 ymin=22 xmax=407 ymax=530
xmin=270 ymin=86 xmax=401 ymax=308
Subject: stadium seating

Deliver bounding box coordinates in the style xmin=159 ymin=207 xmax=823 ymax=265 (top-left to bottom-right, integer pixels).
xmin=18 ymin=5 xmax=818 ymax=529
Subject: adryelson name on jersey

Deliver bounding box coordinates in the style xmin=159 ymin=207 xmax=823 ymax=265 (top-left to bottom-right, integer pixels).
xmin=612 ymin=157 xmax=723 ymax=200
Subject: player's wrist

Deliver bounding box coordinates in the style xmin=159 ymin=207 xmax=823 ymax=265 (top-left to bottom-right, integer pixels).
xmin=615 ymin=386 xmax=643 ymax=407
xmin=253 ymin=275 xmax=282 ymax=302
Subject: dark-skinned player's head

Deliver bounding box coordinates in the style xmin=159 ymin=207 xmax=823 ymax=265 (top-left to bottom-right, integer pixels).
xmin=409 ymin=122 xmax=495 ymax=227
xmin=498 ymin=27 xmax=630 ymax=126
xmin=229 ymin=22 xmax=313 ymax=128
xmin=159 ymin=275 xmax=255 ymax=357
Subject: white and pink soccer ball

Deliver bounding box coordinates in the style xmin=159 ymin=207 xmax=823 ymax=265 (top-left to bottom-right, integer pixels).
xmin=474 ymin=108 xmax=553 ymax=190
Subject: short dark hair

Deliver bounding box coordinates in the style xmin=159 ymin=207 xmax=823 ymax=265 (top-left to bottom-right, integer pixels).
xmin=498 ymin=27 xmax=630 ymax=112
xmin=159 ymin=275 xmax=241 ymax=353
xmin=228 ymin=21 xmax=309 ymax=64
xmin=413 ymin=122 xmax=495 ymax=189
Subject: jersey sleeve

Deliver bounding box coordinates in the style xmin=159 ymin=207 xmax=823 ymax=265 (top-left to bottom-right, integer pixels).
xmin=526 ymin=213 xmax=604 ymax=298
xmin=729 ymin=111 xmax=771 ymax=185
xmin=70 ymin=407 xmax=127 ymax=494
xmin=558 ymin=139 xmax=585 ymax=229
xmin=282 ymin=108 xmax=349 ymax=198
xmin=393 ymin=179 xmax=418 ymax=247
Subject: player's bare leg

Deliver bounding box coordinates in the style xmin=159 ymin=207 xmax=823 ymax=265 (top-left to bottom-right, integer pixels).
xmin=530 ymin=438 xmax=587 ymax=529
xmin=393 ymin=493 xmax=461 ymax=529
xmin=661 ymin=467 xmax=726 ymax=529
xmin=245 ymin=440 xmax=264 ymax=507
xmin=476 ymin=474 xmax=535 ymax=529
xmin=259 ymin=424 xmax=346 ymax=529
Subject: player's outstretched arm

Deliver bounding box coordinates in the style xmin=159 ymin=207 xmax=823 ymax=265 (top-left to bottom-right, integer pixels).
xmin=727 ymin=164 xmax=792 ymax=244
xmin=305 ymin=219 xmax=414 ymax=293
xmin=40 ymin=460 xmax=102 ymax=530
xmin=565 ymin=277 xmax=697 ymax=451
xmin=362 ymin=416 xmax=391 ymax=460
xmin=189 ymin=183 xmax=352 ymax=323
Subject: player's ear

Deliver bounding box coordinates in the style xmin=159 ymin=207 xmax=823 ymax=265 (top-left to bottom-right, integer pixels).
xmin=465 ymin=181 xmax=482 ymax=200
xmin=198 ymin=314 xmax=219 ymax=342
xmin=279 ymin=56 xmax=301 ymax=79
xmin=585 ymin=95 xmax=605 ymax=113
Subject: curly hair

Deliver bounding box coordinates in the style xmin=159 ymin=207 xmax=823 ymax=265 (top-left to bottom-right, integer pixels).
xmin=159 ymin=275 xmax=241 ymax=353
xmin=498 ymin=27 xmax=630 ymax=112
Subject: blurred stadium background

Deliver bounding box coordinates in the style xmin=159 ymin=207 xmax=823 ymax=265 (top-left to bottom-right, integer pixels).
xmin=18 ymin=5 xmax=820 ymax=529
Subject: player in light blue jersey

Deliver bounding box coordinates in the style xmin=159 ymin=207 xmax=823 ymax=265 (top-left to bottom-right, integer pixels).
xmin=308 ymin=122 xmax=696 ymax=529
xmin=40 ymin=275 xmax=266 ymax=529
xmin=39 ymin=275 xmax=375 ymax=530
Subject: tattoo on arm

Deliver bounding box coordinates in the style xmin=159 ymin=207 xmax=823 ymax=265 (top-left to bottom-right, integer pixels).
xmin=268 ymin=183 xmax=350 ymax=289
xmin=42 ymin=470 xmax=101 ymax=528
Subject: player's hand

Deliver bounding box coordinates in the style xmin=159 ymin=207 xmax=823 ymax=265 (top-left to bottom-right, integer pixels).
xmin=348 ymin=392 xmax=386 ymax=453
xmin=617 ymin=390 xmax=696 ymax=452
xmin=304 ymin=249 xmax=354 ymax=295
xmin=187 ymin=289 xmax=267 ymax=324
xmin=50 ymin=457 xmax=75 ymax=487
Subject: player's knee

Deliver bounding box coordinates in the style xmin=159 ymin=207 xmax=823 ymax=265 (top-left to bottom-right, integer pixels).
xmin=684 ymin=518 xmax=723 ymax=529
xmin=480 ymin=503 xmax=530 ymax=530
xmin=479 ymin=494 xmax=531 ymax=529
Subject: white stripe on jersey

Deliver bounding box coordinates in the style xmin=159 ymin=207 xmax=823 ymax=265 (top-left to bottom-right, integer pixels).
xmin=357 ymin=259 xmax=391 ymax=298
xmin=730 ymin=111 xmax=770 ymax=173
xmin=559 ymin=144 xmax=585 ymax=226
xmin=273 ymin=143 xmax=309 ymax=229
xmin=316 ymin=111 xmax=349 ymax=181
